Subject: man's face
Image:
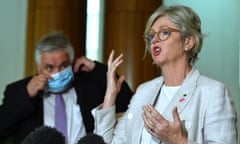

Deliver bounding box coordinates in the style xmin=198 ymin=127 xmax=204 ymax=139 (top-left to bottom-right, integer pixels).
xmin=39 ymin=50 xmax=72 ymax=75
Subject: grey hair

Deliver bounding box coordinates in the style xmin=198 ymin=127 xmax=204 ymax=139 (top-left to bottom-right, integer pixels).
xmin=35 ymin=32 xmax=74 ymax=67
xmin=144 ymin=5 xmax=203 ymax=64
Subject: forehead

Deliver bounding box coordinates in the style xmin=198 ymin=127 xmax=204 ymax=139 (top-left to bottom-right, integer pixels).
xmin=40 ymin=50 xmax=70 ymax=64
xmin=151 ymin=16 xmax=177 ymax=31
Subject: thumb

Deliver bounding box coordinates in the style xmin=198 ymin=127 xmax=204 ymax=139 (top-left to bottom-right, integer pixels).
xmin=118 ymin=75 xmax=125 ymax=85
xmin=172 ymin=107 xmax=181 ymax=122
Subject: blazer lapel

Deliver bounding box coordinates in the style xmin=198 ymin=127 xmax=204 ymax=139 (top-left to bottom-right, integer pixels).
xmin=151 ymin=78 xmax=164 ymax=105
xmin=132 ymin=78 xmax=164 ymax=143
xmin=162 ymin=67 xmax=200 ymax=121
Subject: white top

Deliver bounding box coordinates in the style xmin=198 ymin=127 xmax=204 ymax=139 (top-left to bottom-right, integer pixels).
xmin=43 ymin=88 xmax=86 ymax=144
xmin=141 ymin=84 xmax=181 ymax=144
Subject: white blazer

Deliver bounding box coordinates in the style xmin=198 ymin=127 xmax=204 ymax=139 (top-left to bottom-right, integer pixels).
xmin=92 ymin=67 xmax=238 ymax=144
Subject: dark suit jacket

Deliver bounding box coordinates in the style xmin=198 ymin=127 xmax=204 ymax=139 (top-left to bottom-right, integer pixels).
xmin=0 ymin=62 xmax=133 ymax=144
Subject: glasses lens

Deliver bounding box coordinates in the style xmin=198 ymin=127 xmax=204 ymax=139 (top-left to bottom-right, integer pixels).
xmin=159 ymin=30 xmax=170 ymax=41
xmin=146 ymin=33 xmax=154 ymax=43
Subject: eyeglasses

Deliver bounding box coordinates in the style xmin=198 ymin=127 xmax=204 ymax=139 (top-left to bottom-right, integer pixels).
xmin=144 ymin=27 xmax=180 ymax=43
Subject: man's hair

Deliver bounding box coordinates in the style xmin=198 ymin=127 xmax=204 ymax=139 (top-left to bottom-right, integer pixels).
xmin=78 ymin=133 xmax=106 ymax=144
xmin=21 ymin=126 xmax=65 ymax=144
xmin=35 ymin=31 xmax=75 ymax=67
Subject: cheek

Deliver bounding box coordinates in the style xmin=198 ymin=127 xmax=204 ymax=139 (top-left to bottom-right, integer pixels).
xmin=165 ymin=39 xmax=183 ymax=53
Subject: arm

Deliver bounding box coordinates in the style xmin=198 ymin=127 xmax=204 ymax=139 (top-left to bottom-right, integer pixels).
xmin=204 ymin=85 xmax=237 ymax=143
xmin=92 ymin=50 xmax=130 ymax=143
xmin=0 ymin=78 xmax=38 ymax=138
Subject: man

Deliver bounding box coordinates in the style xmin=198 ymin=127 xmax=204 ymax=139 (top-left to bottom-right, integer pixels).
xmin=0 ymin=32 xmax=133 ymax=144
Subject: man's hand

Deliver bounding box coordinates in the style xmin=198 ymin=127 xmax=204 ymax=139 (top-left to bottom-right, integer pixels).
xmin=73 ymin=56 xmax=95 ymax=73
xmin=27 ymin=73 xmax=51 ymax=98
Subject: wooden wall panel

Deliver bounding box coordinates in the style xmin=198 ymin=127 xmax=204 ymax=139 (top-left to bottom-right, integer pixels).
xmin=104 ymin=0 xmax=162 ymax=90
xmin=25 ymin=0 xmax=86 ymax=76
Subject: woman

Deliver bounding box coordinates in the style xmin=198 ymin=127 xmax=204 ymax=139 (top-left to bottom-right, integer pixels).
xmin=92 ymin=5 xmax=238 ymax=144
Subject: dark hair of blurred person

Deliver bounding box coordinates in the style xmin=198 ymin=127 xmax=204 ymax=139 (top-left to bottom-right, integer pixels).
xmin=21 ymin=126 xmax=65 ymax=144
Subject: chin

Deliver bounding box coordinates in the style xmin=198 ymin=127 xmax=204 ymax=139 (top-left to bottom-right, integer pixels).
xmin=153 ymin=58 xmax=162 ymax=65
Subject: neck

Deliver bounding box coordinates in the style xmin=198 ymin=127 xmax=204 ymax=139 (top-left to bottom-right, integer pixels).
xmin=161 ymin=63 xmax=192 ymax=86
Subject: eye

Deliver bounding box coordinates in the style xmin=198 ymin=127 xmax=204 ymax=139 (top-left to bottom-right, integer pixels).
xmin=161 ymin=30 xmax=170 ymax=36
xmin=59 ymin=63 xmax=71 ymax=71
xmin=159 ymin=29 xmax=170 ymax=40
xmin=60 ymin=65 xmax=67 ymax=71
xmin=46 ymin=65 xmax=53 ymax=72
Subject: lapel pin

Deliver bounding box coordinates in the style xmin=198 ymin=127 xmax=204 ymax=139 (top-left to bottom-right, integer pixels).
xmin=179 ymin=97 xmax=185 ymax=102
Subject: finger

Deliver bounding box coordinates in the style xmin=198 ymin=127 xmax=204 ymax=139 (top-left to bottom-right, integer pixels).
xmin=38 ymin=75 xmax=49 ymax=86
xmin=172 ymin=107 xmax=181 ymax=123
xmin=146 ymin=105 xmax=169 ymax=128
xmin=108 ymin=50 xmax=114 ymax=67
xmin=40 ymin=70 xmax=52 ymax=79
xmin=142 ymin=113 xmax=151 ymax=131
xmin=111 ymin=58 xmax=123 ymax=73
xmin=73 ymin=57 xmax=84 ymax=72
xmin=142 ymin=112 xmax=154 ymax=130
xmin=142 ymin=106 xmax=156 ymax=127
xmin=147 ymin=105 xmax=165 ymax=120
xmin=118 ymin=75 xmax=125 ymax=85
xmin=142 ymin=105 xmax=152 ymax=116
xmin=112 ymin=53 xmax=123 ymax=66
xmin=142 ymin=116 xmax=156 ymax=134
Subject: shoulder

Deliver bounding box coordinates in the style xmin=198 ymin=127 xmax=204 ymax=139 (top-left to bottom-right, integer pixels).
xmin=196 ymin=74 xmax=231 ymax=104
xmin=6 ymin=76 xmax=32 ymax=88
xmin=136 ymin=76 xmax=163 ymax=92
xmin=198 ymin=75 xmax=226 ymax=90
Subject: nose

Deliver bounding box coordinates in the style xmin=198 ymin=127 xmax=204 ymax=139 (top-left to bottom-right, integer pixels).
xmin=151 ymin=33 xmax=160 ymax=44
xmin=51 ymin=68 xmax=62 ymax=74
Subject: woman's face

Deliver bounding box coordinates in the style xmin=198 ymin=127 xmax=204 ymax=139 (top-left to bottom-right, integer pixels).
xmin=149 ymin=16 xmax=186 ymax=67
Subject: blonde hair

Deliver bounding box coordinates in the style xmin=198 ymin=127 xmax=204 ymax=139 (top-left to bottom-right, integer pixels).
xmin=144 ymin=5 xmax=203 ymax=64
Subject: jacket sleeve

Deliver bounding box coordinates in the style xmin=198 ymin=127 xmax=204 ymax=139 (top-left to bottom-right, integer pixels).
xmin=203 ymin=84 xmax=238 ymax=144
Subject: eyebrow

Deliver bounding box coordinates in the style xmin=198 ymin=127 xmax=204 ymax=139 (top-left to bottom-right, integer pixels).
xmin=45 ymin=60 xmax=70 ymax=68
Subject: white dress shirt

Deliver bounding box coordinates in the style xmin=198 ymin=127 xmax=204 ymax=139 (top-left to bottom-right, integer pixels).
xmin=43 ymin=88 xmax=86 ymax=144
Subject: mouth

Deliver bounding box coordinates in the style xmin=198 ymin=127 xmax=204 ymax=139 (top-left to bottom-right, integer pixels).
xmin=152 ymin=46 xmax=161 ymax=56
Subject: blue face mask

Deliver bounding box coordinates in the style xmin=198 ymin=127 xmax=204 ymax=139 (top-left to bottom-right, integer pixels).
xmin=47 ymin=66 xmax=74 ymax=93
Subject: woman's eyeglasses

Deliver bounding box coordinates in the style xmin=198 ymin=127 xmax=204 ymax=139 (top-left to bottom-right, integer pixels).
xmin=144 ymin=27 xmax=180 ymax=43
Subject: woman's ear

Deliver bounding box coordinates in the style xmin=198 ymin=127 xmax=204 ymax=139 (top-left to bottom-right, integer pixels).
xmin=184 ymin=36 xmax=195 ymax=51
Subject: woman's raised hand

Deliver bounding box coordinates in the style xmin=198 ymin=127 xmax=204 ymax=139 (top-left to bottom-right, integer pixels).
xmin=103 ymin=50 xmax=125 ymax=108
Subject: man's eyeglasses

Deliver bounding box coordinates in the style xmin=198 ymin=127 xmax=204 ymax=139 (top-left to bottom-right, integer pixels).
xmin=144 ymin=27 xmax=180 ymax=43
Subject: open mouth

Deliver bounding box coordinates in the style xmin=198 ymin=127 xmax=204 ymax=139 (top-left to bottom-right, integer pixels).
xmin=152 ymin=46 xmax=161 ymax=56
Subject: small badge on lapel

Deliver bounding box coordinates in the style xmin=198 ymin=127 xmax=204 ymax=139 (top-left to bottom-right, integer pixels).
xmin=179 ymin=93 xmax=187 ymax=102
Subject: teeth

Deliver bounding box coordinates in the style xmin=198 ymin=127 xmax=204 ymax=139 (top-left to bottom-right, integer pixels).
xmin=155 ymin=48 xmax=160 ymax=52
